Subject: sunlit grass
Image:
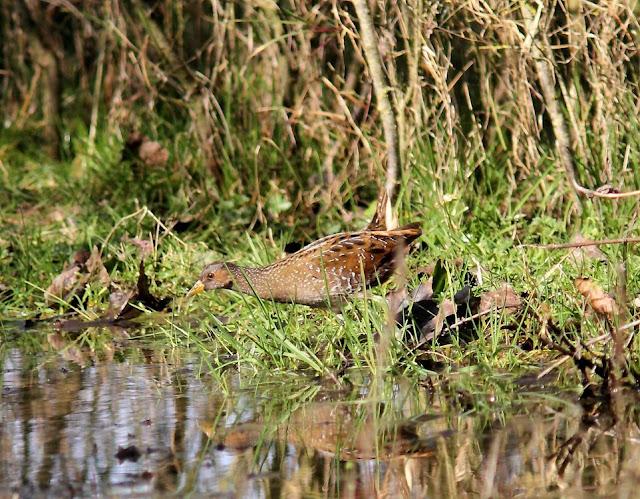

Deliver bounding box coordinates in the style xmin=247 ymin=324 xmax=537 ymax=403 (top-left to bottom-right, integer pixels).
xmin=1 ymin=121 xmax=639 ymax=399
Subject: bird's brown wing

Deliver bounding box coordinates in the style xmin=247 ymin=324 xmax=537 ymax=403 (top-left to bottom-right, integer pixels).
xmin=316 ymin=223 xmax=422 ymax=294
xmin=261 ymin=223 xmax=421 ymax=304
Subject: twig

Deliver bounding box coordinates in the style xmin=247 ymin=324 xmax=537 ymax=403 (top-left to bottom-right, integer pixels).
xmin=537 ymin=355 xmax=570 ymax=380
xmin=352 ymin=0 xmax=400 ymax=228
xmin=537 ymin=326 xmax=606 ymax=380
xmin=322 ymin=76 xmax=373 ymax=157
xmin=521 ymin=237 xmax=640 ymax=250
xmin=100 ymin=206 xmax=186 ymax=258
xmin=573 ymin=186 xmax=640 ymax=199
xmin=618 ymin=318 xmax=640 ymax=333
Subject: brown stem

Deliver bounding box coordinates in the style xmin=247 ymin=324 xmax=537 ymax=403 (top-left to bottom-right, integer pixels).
xmin=352 ymin=0 xmax=400 ymax=228
xmin=522 ymin=237 xmax=640 ymax=250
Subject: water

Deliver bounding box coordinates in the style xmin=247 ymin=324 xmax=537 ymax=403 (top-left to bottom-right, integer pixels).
xmin=1 ymin=344 xmax=640 ymax=497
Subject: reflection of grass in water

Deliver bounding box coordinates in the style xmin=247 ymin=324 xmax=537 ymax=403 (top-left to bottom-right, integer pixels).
xmin=2 ymin=337 xmax=639 ymax=495
xmin=189 ymin=367 xmax=640 ymax=496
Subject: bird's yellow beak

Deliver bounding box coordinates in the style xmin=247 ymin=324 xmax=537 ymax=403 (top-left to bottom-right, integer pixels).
xmin=186 ymin=280 xmax=205 ymax=298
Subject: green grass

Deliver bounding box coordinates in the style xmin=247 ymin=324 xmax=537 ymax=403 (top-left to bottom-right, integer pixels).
xmin=1 ymin=119 xmax=639 ymax=397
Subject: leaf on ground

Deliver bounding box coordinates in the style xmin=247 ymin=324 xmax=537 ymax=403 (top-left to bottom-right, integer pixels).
xmin=45 ymin=247 xmax=109 ymax=305
xmin=123 ymin=236 xmax=154 ymax=258
xmin=479 ymin=283 xmax=522 ymax=314
xmin=411 ymin=279 xmax=433 ymax=303
xmin=138 ymin=140 xmax=169 ymax=167
xmin=105 ymin=288 xmax=136 ymax=320
xmin=125 ymin=132 xmax=169 ymax=167
xmin=425 ymin=298 xmax=456 ymax=339
xmin=575 ymin=277 xmax=619 ymax=317
xmin=386 ymin=286 xmax=408 ymax=316
xmin=568 ymin=234 xmax=608 ymax=267
xmin=416 ymin=265 xmax=435 ymax=278
xmin=86 ymin=247 xmax=110 ymax=286
xmin=45 ymin=264 xmax=83 ymax=304
xmin=72 ymin=249 xmax=92 ymax=266
xmin=45 ymin=259 xmax=170 ymax=331
xmin=138 ymin=140 xmax=169 ymax=166
xmin=134 ymin=260 xmax=170 ymax=310
xmin=397 ymin=275 xmax=522 ymax=346
xmin=112 ymin=260 xmax=171 ymax=321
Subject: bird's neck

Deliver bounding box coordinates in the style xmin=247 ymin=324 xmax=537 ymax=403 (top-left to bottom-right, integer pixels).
xmin=226 ymin=263 xmax=270 ymax=298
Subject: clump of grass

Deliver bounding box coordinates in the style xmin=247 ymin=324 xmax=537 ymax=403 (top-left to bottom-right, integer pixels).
xmin=2 ymin=1 xmax=639 ymax=217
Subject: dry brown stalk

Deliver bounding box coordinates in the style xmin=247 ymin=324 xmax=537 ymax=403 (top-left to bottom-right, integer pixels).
xmin=2 ymin=1 xmax=639 ymax=217
xmin=352 ymin=0 xmax=400 ymax=228
xmin=521 ymin=3 xmax=581 ymax=208
xmin=521 ymin=2 xmax=640 ymax=205
xmin=522 ymin=237 xmax=640 ymax=250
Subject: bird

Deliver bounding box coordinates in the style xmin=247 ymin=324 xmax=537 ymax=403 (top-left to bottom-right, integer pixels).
xmin=187 ymin=192 xmax=422 ymax=308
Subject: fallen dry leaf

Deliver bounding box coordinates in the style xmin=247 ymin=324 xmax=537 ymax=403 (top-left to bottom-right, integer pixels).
xmin=386 ymin=286 xmax=408 ymax=316
xmin=86 ymin=247 xmax=110 ymax=286
xmin=575 ymin=277 xmax=619 ymax=317
xmin=45 ymin=264 xmax=82 ymax=304
xmin=479 ymin=283 xmax=522 ymax=314
xmin=429 ymin=298 xmax=457 ymax=338
xmin=45 ymin=247 xmax=110 ymax=305
xmin=125 ymin=131 xmax=169 ymax=167
xmin=124 ymin=236 xmax=154 ymax=258
xmin=568 ymin=234 xmax=608 ymax=267
xmin=395 ymin=272 xmax=480 ymax=344
xmin=138 ymin=139 xmax=169 ymax=167
xmin=416 ymin=264 xmax=436 ymax=277
xmin=105 ymin=288 xmax=136 ymax=320
xmin=411 ymin=279 xmax=433 ymax=303
xmin=45 ymin=259 xmax=171 ymax=332
xmin=111 ymin=260 xmax=171 ymax=321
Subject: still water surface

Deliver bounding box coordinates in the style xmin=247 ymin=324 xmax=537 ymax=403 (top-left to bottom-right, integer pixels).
xmin=2 ymin=343 xmax=640 ymax=497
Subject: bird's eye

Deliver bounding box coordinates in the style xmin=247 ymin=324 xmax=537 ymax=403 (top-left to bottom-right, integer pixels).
xmin=207 ymin=272 xmax=215 ymax=279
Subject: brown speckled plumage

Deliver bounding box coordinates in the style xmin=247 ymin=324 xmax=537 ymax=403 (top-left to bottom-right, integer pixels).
xmin=188 ymin=193 xmax=422 ymax=307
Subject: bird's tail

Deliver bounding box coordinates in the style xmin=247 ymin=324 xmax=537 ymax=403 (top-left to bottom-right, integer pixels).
xmin=367 ymin=189 xmax=389 ymax=230
xmin=392 ymin=222 xmax=422 ymax=244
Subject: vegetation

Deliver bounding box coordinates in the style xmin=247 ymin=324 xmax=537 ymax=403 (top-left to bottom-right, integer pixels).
xmin=4 ymin=2 xmax=640 ymax=495
xmin=2 ymin=0 xmax=640 ymax=393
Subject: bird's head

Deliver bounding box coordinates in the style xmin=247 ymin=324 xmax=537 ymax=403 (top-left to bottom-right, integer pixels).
xmin=186 ymin=262 xmax=234 ymax=297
